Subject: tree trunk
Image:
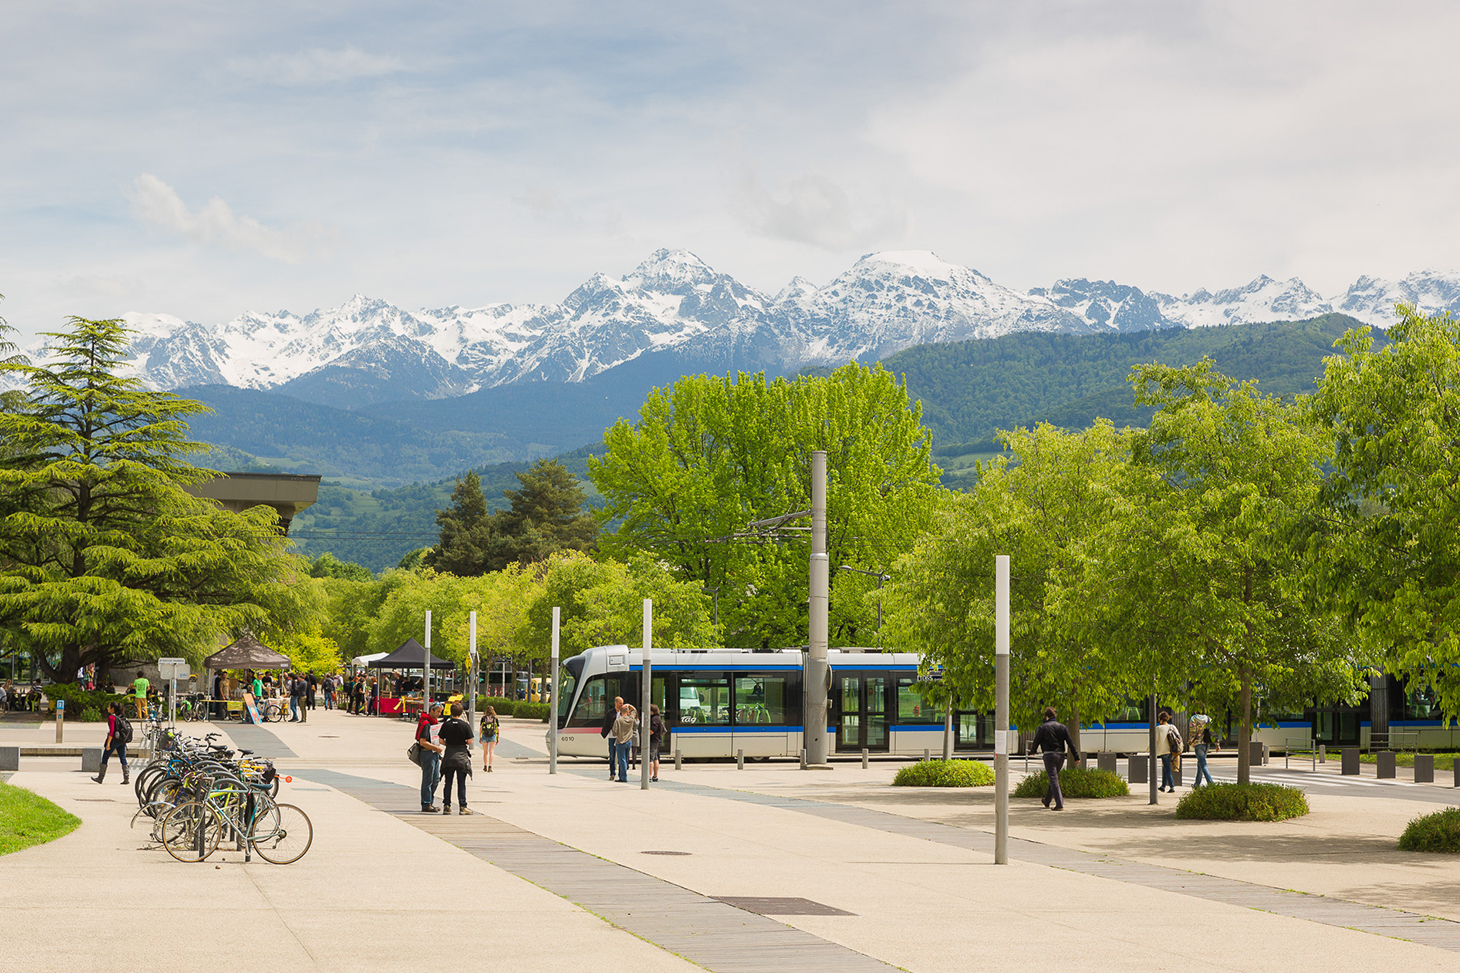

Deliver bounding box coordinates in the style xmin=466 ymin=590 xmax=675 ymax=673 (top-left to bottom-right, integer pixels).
xmin=1237 ymin=662 xmax=1252 ymax=785
xmin=1068 ymin=699 xmax=1082 ymax=760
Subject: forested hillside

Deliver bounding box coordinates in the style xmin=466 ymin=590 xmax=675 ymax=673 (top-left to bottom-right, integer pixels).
xmin=889 ymin=314 xmax=1372 ymax=449
xmin=287 ymin=445 xmax=599 ymax=572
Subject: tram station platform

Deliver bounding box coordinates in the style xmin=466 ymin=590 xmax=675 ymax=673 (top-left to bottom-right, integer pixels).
xmin=4 ymin=709 xmax=1459 ymax=972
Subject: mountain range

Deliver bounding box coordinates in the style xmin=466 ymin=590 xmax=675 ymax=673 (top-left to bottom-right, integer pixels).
xmin=113 ymin=249 xmax=1460 ymax=408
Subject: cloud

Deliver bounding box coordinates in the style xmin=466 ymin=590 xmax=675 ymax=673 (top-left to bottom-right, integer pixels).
xmin=225 ymin=46 xmax=406 ymax=85
xmin=735 ymin=173 xmax=907 ymax=251
xmin=126 ymin=174 xmax=333 ymax=263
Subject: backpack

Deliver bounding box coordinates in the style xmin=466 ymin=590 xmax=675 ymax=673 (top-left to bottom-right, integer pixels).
xmin=112 ymin=713 xmax=133 ymax=744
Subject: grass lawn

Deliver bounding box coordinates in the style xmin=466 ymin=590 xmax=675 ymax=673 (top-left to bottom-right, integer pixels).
xmin=1358 ymin=752 xmax=1459 ymax=772
xmin=0 ymin=781 xmax=80 ymax=855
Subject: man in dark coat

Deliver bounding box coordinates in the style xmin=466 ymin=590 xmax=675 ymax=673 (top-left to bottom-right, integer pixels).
xmin=1030 ymin=706 xmax=1080 ymax=810
xmin=600 ymin=696 xmax=622 ymax=780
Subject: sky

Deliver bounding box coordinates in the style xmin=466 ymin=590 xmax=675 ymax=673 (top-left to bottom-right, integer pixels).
xmin=3 ymin=1 xmax=1459 ymax=342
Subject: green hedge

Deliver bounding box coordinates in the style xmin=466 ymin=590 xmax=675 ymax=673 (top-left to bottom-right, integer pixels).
xmin=513 ymin=702 xmax=550 ymax=722
xmin=1398 ymin=807 xmax=1460 ymax=853
xmin=1014 ymin=766 xmax=1129 ymax=799
xmin=44 ymin=683 xmax=127 ymax=719
xmin=1174 ymin=783 xmax=1309 ymax=821
xmin=476 ymin=697 xmax=516 ymax=717
xmin=893 ymin=759 xmax=995 ymax=787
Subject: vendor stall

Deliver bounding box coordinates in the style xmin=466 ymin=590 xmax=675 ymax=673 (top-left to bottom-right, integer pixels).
xmin=369 ymin=638 xmax=454 ymax=718
xmin=204 ymin=633 xmax=291 ymax=723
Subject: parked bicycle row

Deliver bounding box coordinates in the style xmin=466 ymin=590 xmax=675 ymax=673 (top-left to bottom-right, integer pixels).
xmin=122 ymin=717 xmax=312 ymax=865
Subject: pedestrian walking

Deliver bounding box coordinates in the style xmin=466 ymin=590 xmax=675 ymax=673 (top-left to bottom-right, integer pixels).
xmin=439 ymin=702 xmax=475 ymax=814
xmin=1190 ymin=716 xmax=1217 ymax=787
xmin=1030 ymin=706 xmax=1079 ymax=810
xmin=1156 ymin=711 xmax=1183 ymax=792
xmin=306 ymin=673 xmax=318 ymax=712
xmin=481 ymin=706 xmax=500 ymax=772
xmin=649 ymin=704 xmax=665 ymax=782
xmin=288 ymin=674 xmax=302 ymax=722
xmin=322 ymin=674 xmax=334 ymax=711
xmin=417 ymin=702 xmax=444 ymax=812
xmin=612 ymin=703 xmax=637 ymax=783
xmin=368 ymin=677 xmax=379 ymax=716
xmin=92 ymin=701 xmax=132 ymax=785
xmin=600 ymin=696 xmax=622 ymax=779
xmin=212 ymin=671 xmax=224 ymax=721
xmin=132 ymin=670 xmax=149 ymax=720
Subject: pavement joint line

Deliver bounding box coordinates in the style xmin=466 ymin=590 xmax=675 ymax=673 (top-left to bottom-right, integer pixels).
xmin=571 ymin=767 xmax=1460 ymax=954
xmin=289 ymin=765 xmax=902 ymax=973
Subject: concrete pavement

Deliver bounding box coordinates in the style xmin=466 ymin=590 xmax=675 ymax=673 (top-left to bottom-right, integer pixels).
xmin=4 ymin=707 xmax=1459 ymax=972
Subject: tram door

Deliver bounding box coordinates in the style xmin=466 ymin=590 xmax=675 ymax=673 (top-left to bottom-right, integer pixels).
xmin=834 ymin=672 xmax=889 ymax=752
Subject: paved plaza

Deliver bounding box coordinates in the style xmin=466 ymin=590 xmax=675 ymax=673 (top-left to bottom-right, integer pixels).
xmin=3 ymin=711 xmax=1460 ymax=972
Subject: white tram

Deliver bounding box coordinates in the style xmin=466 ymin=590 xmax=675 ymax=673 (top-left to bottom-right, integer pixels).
xmin=553 ymin=645 xmax=951 ymax=759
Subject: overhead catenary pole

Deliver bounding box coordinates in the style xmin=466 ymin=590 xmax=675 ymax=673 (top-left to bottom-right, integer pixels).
xmin=468 ymin=611 xmax=478 ymax=738
xmin=1149 ymin=691 xmax=1159 ymax=805
xmin=995 ymin=554 xmax=1010 ymax=865
xmin=550 ymin=607 xmax=560 ymax=775
xmin=423 ymin=610 xmax=432 ymax=717
xmin=641 ymin=599 xmax=652 ymax=790
xmin=806 ymin=450 xmax=830 ymax=767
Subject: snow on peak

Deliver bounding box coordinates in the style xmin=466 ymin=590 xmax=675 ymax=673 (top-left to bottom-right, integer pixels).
xmin=852 ymin=250 xmax=979 ymax=281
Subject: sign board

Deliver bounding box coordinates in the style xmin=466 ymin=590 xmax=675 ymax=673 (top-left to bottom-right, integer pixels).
xmin=242 ymin=691 xmax=263 ymax=726
xmin=158 ymin=658 xmax=189 ymax=680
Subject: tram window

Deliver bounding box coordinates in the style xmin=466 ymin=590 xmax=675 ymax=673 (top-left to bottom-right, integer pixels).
xmin=556 ymin=672 xmax=578 ymax=724
xmin=569 ymin=675 xmax=628 ymax=727
xmin=896 ymin=678 xmax=940 ymax=723
xmin=734 ymin=675 xmax=789 ymax=725
xmin=678 ymin=675 xmax=731 ymax=725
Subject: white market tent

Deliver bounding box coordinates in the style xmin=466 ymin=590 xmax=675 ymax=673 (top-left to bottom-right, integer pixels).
xmin=350 ymin=652 xmax=389 ymax=667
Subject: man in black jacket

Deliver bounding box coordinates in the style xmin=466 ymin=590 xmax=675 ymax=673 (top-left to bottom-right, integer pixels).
xmin=600 ymin=696 xmax=623 ymax=780
xmin=1030 ymin=707 xmax=1079 ymax=810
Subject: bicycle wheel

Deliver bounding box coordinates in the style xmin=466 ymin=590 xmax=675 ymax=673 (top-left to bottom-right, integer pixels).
xmin=266 ymin=702 xmax=286 ymax=723
xmin=251 ymin=803 xmax=312 ymax=864
xmin=160 ymin=801 xmax=221 ymax=862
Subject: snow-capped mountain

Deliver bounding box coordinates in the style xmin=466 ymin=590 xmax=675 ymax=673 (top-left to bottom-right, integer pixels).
xmin=111 ymin=250 xmax=1460 ymax=407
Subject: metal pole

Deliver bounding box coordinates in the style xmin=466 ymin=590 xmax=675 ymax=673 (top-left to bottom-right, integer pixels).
xmin=423 ymin=610 xmax=432 ymax=717
xmin=995 ymin=554 xmax=1010 ymax=865
xmin=641 ymin=599 xmax=652 ymax=790
xmin=550 ymin=607 xmax=560 ymax=775
xmin=468 ymin=611 xmax=478 ymax=739
xmin=1149 ymin=692 xmax=1158 ymax=805
xmin=806 ymin=450 xmax=830 ymax=767
xmin=942 ymin=696 xmax=953 ymax=760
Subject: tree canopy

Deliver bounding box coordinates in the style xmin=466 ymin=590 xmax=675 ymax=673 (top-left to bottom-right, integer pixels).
xmin=0 ymin=317 xmax=317 ymax=678
xmin=589 ymin=363 xmax=942 ymax=648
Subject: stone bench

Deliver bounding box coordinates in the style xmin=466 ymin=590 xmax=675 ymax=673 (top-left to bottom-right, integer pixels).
xmin=0 ymin=746 xmax=17 ymax=772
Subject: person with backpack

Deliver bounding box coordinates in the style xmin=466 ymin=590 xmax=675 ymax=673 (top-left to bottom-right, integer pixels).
xmin=481 ymin=706 xmax=500 ymax=772
xmin=132 ymin=670 xmax=149 ymax=720
xmin=612 ymin=703 xmax=637 ymax=783
xmin=1156 ymin=711 xmax=1183 ymax=792
xmin=92 ymin=701 xmax=132 ymax=785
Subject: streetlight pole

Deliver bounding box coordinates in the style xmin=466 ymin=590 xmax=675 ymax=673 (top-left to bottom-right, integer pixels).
xmin=806 ymin=451 xmax=829 ymax=767
xmin=550 ymin=607 xmax=559 ymax=775
xmin=995 ymin=554 xmax=1010 ymax=866
xmin=641 ymin=599 xmax=652 ymax=791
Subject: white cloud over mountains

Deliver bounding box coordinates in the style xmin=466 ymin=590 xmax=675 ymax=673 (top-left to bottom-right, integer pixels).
xmin=126 ymin=174 xmax=334 ymax=264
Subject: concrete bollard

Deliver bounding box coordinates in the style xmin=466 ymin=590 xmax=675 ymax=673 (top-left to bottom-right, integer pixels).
xmin=1341 ymin=747 xmax=1360 ymax=775
xmin=861 ymin=748 xmax=868 ymax=769
xmin=674 ymin=749 xmax=682 ymax=771
xmin=799 ymin=748 xmax=807 ymax=770
xmin=81 ymin=748 xmax=102 ymax=773
xmin=737 ymin=749 xmax=744 ymax=770
xmin=923 ymin=748 xmax=930 ymax=762
xmin=1172 ymin=762 xmax=1183 ymax=786
xmin=1128 ymin=754 xmax=1148 ymax=784
xmin=1097 ymin=752 xmax=1117 ymax=775
xmin=0 ymin=746 xmax=18 ymax=772
xmin=1377 ymin=751 xmax=1396 ymax=779
xmin=1414 ymin=754 xmax=1434 ymax=783
xmin=1249 ymin=741 xmax=1266 ymax=767
xmin=1318 ymin=744 xmax=1326 ymax=763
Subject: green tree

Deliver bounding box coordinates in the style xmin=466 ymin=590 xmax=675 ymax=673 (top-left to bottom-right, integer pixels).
xmin=882 ymin=421 xmax=1143 ymax=749
xmin=1117 ymin=360 xmax=1364 ymax=783
xmin=589 ymin=363 xmax=942 ymax=647
xmin=1308 ymin=307 xmax=1460 ymax=718
xmin=424 ymin=471 xmax=492 ymax=575
xmin=308 ymin=552 xmax=374 ymax=582
xmin=0 ymin=317 xmax=316 ymax=679
xmin=482 ymin=458 xmax=599 ymax=570
xmin=521 ymin=552 xmax=717 ymax=657
xmin=276 ymin=629 xmax=342 ymax=674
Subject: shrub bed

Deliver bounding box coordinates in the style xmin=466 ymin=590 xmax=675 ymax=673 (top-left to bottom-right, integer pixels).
xmin=1398 ymin=807 xmax=1460 ymax=853
xmin=476 ymin=696 xmax=516 ymax=717
xmin=893 ymin=759 xmax=995 ymax=787
xmin=1014 ymin=765 xmax=1129 ymax=799
xmin=1174 ymin=783 xmax=1309 ymax=821
xmin=44 ymin=682 xmax=128 ymax=718
xmin=0 ymin=782 xmax=81 ymax=856
xmin=513 ymin=702 xmax=551 ymax=722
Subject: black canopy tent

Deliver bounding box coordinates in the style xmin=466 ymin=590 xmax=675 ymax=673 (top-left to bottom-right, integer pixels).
xmin=204 ymin=633 xmax=290 ymax=670
xmin=369 ymin=638 xmax=455 ymax=717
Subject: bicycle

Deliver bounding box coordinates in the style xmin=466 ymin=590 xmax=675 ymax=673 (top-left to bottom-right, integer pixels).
xmin=161 ymin=777 xmax=312 ymax=864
